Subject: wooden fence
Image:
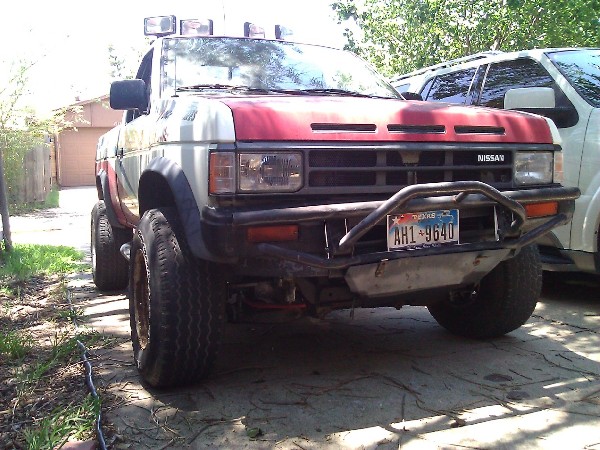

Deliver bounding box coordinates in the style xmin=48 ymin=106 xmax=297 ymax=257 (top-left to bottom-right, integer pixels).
xmin=21 ymin=145 xmax=51 ymax=203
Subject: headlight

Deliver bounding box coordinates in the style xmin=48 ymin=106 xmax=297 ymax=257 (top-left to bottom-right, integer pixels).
xmin=239 ymin=153 xmax=303 ymax=192
xmin=514 ymin=151 xmax=554 ymax=185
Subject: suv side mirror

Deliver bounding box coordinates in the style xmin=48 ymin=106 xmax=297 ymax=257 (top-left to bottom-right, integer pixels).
xmin=110 ymin=79 xmax=149 ymax=112
xmin=504 ymin=87 xmax=555 ymax=109
xmin=504 ymin=87 xmax=578 ymax=128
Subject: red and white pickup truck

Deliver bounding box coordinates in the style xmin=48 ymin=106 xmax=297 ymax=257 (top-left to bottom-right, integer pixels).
xmin=92 ymin=16 xmax=579 ymax=387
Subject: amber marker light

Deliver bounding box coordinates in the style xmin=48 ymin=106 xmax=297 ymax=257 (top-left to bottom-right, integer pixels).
xmin=524 ymin=202 xmax=558 ymax=218
xmin=247 ymin=225 xmax=299 ymax=243
xmin=209 ymin=152 xmax=235 ymax=194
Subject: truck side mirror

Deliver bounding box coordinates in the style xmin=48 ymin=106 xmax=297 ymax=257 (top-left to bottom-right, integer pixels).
xmin=504 ymin=86 xmax=578 ymax=128
xmin=110 ymin=79 xmax=149 ymax=112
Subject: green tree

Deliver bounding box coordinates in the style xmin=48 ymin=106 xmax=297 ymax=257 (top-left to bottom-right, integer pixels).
xmin=0 ymin=59 xmax=81 ymax=252
xmin=331 ymin=0 xmax=600 ymax=76
xmin=107 ymin=39 xmax=152 ymax=81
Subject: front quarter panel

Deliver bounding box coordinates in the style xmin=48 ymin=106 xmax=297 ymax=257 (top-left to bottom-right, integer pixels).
xmin=117 ymin=97 xmax=236 ymax=223
xmin=572 ymin=108 xmax=600 ymax=252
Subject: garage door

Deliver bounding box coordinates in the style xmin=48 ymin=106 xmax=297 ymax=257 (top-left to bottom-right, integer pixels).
xmin=58 ymin=127 xmax=112 ymax=187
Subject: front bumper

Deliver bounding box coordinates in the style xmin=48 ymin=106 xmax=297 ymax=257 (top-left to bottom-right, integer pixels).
xmin=200 ymin=181 xmax=579 ymax=293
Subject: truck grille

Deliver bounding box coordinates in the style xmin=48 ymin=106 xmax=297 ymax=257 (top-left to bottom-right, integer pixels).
xmin=306 ymin=144 xmax=514 ymax=194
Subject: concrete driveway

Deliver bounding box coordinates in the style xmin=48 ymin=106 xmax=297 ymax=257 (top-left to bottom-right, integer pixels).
xmin=10 ymin=186 xmax=98 ymax=257
xmin=10 ymin=187 xmax=600 ymax=449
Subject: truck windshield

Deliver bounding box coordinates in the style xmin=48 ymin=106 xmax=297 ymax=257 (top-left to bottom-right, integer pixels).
xmin=548 ymin=49 xmax=600 ymax=108
xmin=160 ymin=37 xmax=400 ymax=99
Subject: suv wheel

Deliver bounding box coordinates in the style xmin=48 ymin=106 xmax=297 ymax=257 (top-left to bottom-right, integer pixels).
xmin=129 ymin=207 xmax=225 ymax=388
xmin=91 ymin=201 xmax=130 ymax=291
xmin=428 ymin=245 xmax=541 ymax=338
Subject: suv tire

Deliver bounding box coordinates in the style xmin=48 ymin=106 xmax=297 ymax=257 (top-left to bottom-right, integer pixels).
xmin=129 ymin=207 xmax=225 ymax=388
xmin=428 ymin=245 xmax=541 ymax=338
xmin=91 ymin=201 xmax=130 ymax=291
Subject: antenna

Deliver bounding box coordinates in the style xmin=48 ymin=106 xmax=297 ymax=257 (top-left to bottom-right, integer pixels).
xmin=222 ymin=0 xmax=226 ymax=32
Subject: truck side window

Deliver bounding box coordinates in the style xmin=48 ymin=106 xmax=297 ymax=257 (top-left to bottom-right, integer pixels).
xmin=478 ymin=59 xmax=554 ymax=109
xmin=423 ymin=68 xmax=477 ymax=104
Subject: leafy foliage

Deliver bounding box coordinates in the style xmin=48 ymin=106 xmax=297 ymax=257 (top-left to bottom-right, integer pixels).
xmin=107 ymin=39 xmax=151 ymax=81
xmin=331 ymin=0 xmax=600 ymax=76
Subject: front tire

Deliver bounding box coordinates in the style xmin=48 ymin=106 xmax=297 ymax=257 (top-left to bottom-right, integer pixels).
xmin=129 ymin=207 xmax=225 ymax=388
xmin=91 ymin=201 xmax=130 ymax=291
xmin=428 ymin=245 xmax=542 ymax=339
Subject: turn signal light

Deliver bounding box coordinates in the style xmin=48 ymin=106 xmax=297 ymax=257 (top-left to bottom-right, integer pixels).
xmin=209 ymin=152 xmax=235 ymax=194
xmin=247 ymin=225 xmax=298 ymax=243
xmin=524 ymin=202 xmax=558 ymax=218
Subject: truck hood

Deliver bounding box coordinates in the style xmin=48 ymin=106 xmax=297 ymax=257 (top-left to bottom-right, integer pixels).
xmin=219 ymin=96 xmax=553 ymax=144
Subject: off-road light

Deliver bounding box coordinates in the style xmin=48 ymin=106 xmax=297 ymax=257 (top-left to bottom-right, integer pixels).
xmin=244 ymin=22 xmax=265 ymax=38
xmin=144 ymin=15 xmax=176 ymax=37
xmin=180 ymin=19 xmax=214 ymax=36
xmin=275 ymin=25 xmax=293 ymax=40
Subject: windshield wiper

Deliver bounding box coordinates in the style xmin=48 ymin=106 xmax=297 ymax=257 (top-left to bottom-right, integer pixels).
xmin=175 ymin=85 xmax=393 ymax=99
xmin=295 ymin=88 xmax=373 ymax=97
xmin=176 ymin=84 xmax=272 ymax=93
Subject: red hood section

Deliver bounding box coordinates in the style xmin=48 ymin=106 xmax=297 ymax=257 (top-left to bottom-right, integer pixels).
xmin=219 ymin=96 xmax=552 ymax=143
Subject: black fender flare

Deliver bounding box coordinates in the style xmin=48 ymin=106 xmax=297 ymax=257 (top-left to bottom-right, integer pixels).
xmin=139 ymin=157 xmax=230 ymax=263
xmin=98 ymin=170 xmax=126 ymax=229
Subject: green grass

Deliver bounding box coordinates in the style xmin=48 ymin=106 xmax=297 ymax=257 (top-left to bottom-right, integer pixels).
xmin=0 ymin=235 xmax=99 ymax=448
xmin=56 ymin=307 xmax=86 ymax=323
xmin=0 ymin=244 xmax=85 ymax=283
xmin=0 ymin=328 xmax=32 ymax=359
xmin=23 ymin=394 xmax=100 ymax=450
xmin=16 ymin=331 xmax=103 ymax=388
xmin=17 ymin=333 xmax=79 ymax=386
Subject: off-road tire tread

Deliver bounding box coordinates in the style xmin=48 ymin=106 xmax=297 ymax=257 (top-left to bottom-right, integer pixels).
xmin=129 ymin=207 xmax=225 ymax=388
xmin=91 ymin=201 xmax=129 ymax=291
xmin=428 ymin=245 xmax=541 ymax=339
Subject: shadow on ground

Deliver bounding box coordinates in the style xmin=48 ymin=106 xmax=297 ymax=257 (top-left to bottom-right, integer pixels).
xmin=70 ymin=272 xmax=600 ymax=449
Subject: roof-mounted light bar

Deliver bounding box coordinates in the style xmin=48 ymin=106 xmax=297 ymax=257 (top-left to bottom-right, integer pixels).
xmin=144 ymin=15 xmax=176 ymax=37
xmin=244 ymin=22 xmax=265 ymax=38
xmin=180 ymin=18 xmax=214 ymax=36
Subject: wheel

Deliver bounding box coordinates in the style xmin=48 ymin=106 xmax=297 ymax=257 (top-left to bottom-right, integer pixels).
xmin=129 ymin=207 xmax=225 ymax=388
xmin=428 ymin=245 xmax=542 ymax=339
xmin=91 ymin=201 xmax=130 ymax=291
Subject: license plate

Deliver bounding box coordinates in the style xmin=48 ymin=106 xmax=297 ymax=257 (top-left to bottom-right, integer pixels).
xmin=387 ymin=209 xmax=459 ymax=250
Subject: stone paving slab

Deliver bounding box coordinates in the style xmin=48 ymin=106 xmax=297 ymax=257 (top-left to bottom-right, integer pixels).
xmin=67 ymin=272 xmax=600 ymax=450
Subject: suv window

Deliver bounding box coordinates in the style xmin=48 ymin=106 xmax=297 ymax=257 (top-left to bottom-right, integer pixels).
xmin=549 ymin=49 xmax=600 ymax=108
xmin=423 ymin=68 xmax=477 ymax=104
xmin=478 ymin=58 xmax=555 ymax=108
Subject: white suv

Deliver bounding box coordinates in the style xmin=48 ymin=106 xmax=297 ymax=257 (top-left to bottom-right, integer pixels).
xmin=392 ymin=48 xmax=600 ymax=273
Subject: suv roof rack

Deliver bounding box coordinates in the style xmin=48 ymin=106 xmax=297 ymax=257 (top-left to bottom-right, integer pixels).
xmin=392 ymin=51 xmax=504 ymax=83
